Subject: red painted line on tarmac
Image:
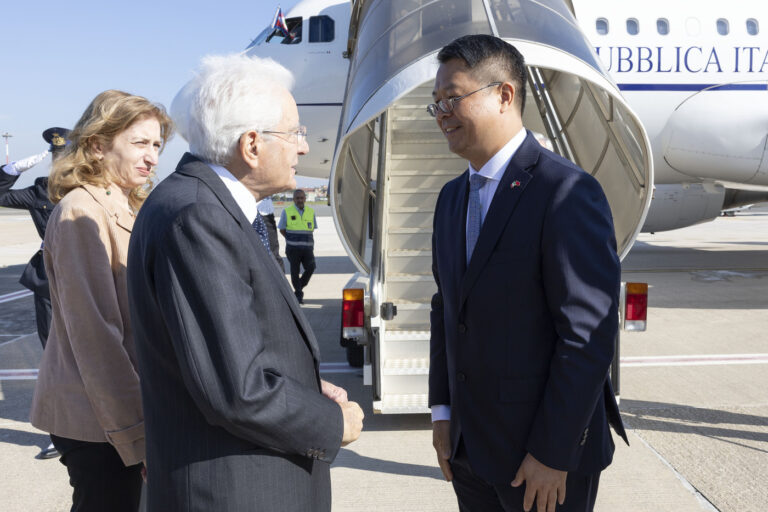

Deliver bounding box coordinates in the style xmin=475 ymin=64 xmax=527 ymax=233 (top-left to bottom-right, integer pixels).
xmin=0 ymin=289 xmax=33 ymax=304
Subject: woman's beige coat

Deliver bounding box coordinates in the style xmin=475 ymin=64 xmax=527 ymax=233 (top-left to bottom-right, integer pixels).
xmin=31 ymin=183 xmax=144 ymax=466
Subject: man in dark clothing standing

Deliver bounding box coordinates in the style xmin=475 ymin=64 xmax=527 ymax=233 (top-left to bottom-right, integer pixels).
xmin=0 ymin=127 xmax=69 ymax=459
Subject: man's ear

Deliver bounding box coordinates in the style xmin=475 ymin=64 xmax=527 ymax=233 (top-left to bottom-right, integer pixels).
xmin=240 ymin=130 xmax=260 ymax=166
xmin=499 ymin=82 xmax=516 ymax=113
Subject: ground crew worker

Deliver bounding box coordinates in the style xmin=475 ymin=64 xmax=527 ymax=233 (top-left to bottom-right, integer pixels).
xmin=278 ymin=189 xmax=316 ymax=304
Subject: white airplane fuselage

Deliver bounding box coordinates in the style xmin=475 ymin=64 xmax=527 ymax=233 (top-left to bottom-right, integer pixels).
xmin=245 ymin=0 xmax=768 ymax=231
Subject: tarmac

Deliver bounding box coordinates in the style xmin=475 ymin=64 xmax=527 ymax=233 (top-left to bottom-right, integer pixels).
xmin=1 ymin=205 xmax=766 ymax=511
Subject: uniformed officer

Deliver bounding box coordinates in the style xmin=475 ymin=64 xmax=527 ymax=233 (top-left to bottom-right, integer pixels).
xmin=278 ymin=189 xmax=317 ymax=304
xmin=0 ymin=126 xmax=70 ymax=459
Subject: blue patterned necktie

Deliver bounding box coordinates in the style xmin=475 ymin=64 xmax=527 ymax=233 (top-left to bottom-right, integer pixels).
xmin=466 ymin=173 xmax=488 ymax=264
xmin=252 ymin=214 xmax=271 ymax=253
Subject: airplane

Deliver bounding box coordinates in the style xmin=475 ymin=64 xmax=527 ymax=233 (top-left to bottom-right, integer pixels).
xmin=244 ymin=0 xmax=768 ymax=233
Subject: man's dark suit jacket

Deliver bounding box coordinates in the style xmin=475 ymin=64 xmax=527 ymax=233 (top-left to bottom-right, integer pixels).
xmin=0 ymin=170 xmax=52 ymax=297
xmin=429 ymin=131 xmax=629 ymax=485
xmin=127 ymin=154 xmax=343 ymax=511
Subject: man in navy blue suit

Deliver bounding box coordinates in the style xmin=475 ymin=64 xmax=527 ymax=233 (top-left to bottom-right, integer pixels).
xmin=428 ymin=35 xmax=628 ymax=512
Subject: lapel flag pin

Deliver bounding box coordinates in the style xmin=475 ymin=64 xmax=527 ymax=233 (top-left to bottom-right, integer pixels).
xmin=511 ymin=180 xmax=521 ymax=189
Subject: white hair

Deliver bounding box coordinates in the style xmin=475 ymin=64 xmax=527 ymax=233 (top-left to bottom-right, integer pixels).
xmin=171 ymin=54 xmax=295 ymax=165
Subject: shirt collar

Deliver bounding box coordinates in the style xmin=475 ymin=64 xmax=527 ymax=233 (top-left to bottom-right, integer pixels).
xmin=468 ymin=127 xmax=527 ymax=181
xmin=208 ymin=163 xmax=258 ymax=223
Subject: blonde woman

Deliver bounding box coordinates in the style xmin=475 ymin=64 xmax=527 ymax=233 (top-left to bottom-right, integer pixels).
xmin=30 ymin=90 xmax=172 ymax=511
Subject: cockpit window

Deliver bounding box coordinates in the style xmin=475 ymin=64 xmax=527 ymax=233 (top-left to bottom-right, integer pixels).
xmin=265 ymin=16 xmax=303 ymax=45
xmin=746 ymin=18 xmax=759 ymax=35
xmin=309 ymin=15 xmax=335 ymax=43
xmin=716 ymin=18 xmax=729 ymax=35
xmin=657 ymin=18 xmax=669 ymax=35
xmin=596 ymin=18 xmax=609 ymax=35
xmin=626 ymin=18 xmax=639 ymax=35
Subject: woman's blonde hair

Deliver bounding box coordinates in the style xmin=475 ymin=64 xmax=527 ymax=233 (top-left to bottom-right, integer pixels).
xmin=49 ymin=90 xmax=174 ymax=210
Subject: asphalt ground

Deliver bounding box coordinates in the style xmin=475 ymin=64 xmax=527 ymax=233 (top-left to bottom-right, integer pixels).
xmin=0 ymin=206 xmax=766 ymax=511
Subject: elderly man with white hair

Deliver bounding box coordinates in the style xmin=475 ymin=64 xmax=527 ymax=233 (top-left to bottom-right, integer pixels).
xmin=127 ymin=54 xmax=364 ymax=511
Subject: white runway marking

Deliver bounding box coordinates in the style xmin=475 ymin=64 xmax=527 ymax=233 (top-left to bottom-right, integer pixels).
xmin=2 ymin=355 xmax=766 ymax=381
xmin=0 ymin=364 xmax=362 ymax=380
xmin=0 ymin=369 xmax=38 ymax=380
xmin=0 ymin=289 xmax=33 ymax=304
xmin=621 ymin=353 xmax=768 ymax=367
xmin=0 ymin=334 xmax=35 ymax=347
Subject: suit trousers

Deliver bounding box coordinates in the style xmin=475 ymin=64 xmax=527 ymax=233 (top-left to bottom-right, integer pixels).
xmin=33 ymin=292 xmax=51 ymax=348
xmin=285 ymin=245 xmax=316 ymax=299
xmin=451 ymin=439 xmax=600 ymax=512
xmin=50 ymin=434 xmax=143 ymax=512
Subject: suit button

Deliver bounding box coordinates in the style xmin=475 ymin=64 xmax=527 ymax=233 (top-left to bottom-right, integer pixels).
xmin=457 ymin=372 xmax=466 ymax=382
xmin=458 ymin=324 xmax=466 ymax=334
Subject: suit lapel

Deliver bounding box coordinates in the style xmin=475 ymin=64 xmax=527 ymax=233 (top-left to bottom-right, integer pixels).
xmin=176 ymin=154 xmax=321 ymax=360
xmin=459 ymin=132 xmax=540 ymax=307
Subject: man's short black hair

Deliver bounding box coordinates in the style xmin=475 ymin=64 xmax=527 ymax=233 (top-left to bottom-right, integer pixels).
xmin=437 ymin=34 xmax=527 ymax=115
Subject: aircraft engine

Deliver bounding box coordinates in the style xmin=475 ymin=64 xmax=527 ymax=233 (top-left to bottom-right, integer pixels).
xmin=332 ymin=0 xmax=653 ymax=273
xmin=662 ymin=81 xmax=768 ymax=187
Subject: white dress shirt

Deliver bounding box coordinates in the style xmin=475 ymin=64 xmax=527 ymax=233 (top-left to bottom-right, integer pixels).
xmin=209 ymin=163 xmax=258 ymax=224
xmin=432 ymin=127 xmax=527 ymax=423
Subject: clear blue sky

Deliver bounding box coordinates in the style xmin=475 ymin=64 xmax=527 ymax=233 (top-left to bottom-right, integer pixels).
xmin=0 ymin=0 xmax=327 ymax=188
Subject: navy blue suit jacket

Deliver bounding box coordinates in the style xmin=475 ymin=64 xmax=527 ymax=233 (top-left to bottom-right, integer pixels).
xmin=429 ymin=131 xmax=628 ymax=485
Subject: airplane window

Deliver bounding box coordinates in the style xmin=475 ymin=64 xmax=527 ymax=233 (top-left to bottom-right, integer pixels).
xmin=309 ymin=15 xmax=335 ymax=43
xmin=626 ymin=18 xmax=639 ymax=35
xmin=657 ymin=18 xmax=669 ymax=35
xmin=596 ymin=18 xmax=609 ymax=35
xmin=717 ymin=18 xmax=729 ymax=35
xmin=746 ymin=18 xmax=759 ymax=35
xmin=265 ymin=16 xmax=303 ymax=44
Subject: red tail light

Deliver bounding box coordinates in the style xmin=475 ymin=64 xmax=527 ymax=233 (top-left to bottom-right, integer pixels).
xmin=342 ymin=288 xmax=364 ymax=328
xmin=624 ymin=282 xmax=648 ymax=331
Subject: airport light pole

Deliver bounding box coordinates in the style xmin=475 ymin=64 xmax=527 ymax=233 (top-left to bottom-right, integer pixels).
xmin=2 ymin=132 xmax=12 ymax=164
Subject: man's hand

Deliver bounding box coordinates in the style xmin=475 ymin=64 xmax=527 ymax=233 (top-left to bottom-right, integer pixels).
xmin=141 ymin=462 xmax=147 ymax=482
xmin=321 ymin=379 xmax=348 ymax=403
xmin=5 ymin=150 xmax=48 ymax=175
xmin=340 ymin=401 xmax=364 ymax=446
xmin=432 ymin=420 xmax=453 ymax=481
xmin=511 ymin=453 xmax=567 ymax=512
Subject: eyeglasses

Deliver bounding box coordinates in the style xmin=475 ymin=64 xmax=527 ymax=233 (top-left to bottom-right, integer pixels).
xmin=260 ymin=125 xmax=308 ymax=144
xmin=426 ymin=82 xmax=502 ymax=117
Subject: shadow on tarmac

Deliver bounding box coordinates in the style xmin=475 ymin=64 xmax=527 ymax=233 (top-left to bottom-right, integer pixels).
xmin=621 ymin=399 xmax=768 ymax=453
xmin=0 ymin=427 xmax=50 ymax=450
xmin=333 ymin=448 xmax=444 ymax=480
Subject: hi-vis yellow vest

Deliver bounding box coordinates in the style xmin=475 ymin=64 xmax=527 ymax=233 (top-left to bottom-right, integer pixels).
xmin=284 ymin=205 xmax=315 ymax=247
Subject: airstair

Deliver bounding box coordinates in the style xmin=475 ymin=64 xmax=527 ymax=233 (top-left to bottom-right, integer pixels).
xmin=374 ymin=85 xmax=467 ymax=413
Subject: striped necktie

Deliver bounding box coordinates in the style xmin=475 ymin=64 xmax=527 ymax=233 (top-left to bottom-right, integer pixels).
xmin=466 ymin=173 xmax=488 ymax=264
xmin=252 ymin=214 xmax=271 ymax=253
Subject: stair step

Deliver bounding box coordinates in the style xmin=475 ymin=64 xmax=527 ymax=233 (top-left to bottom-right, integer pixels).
xmin=383 ymin=358 xmax=430 ymax=375
xmin=391 ymin=300 xmax=430 ymax=310
xmin=388 ymin=249 xmax=431 ymax=257
xmin=389 ymin=189 xmax=441 ymax=195
xmin=390 ymin=169 xmax=457 ymax=176
xmin=381 ymin=330 xmax=430 ymax=341
xmin=374 ymin=393 xmax=429 ymax=414
xmin=388 ymin=227 xmax=431 ymax=234
xmin=387 ymin=206 xmax=435 ymax=213
xmin=390 ymin=154 xmax=457 ymax=160
xmin=386 ymin=273 xmax=433 ymax=282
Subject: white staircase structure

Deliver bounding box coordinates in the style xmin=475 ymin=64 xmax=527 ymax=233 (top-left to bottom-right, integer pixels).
xmin=374 ymin=85 xmax=468 ymax=413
